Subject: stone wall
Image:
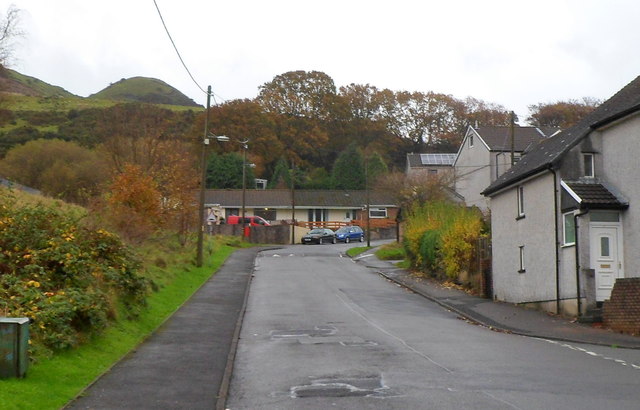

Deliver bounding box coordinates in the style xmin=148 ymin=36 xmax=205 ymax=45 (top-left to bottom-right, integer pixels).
xmin=603 ymin=278 xmax=640 ymax=335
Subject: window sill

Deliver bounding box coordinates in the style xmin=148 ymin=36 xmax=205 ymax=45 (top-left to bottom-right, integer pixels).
xmin=561 ymin=243 xmax=576 ymax=248
xmin=516 ymin=215 xmax=525 ymax=221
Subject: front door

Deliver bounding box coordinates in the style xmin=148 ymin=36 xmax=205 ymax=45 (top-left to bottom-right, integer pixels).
xmin=590 ymin=225 xmax=623 ymax=302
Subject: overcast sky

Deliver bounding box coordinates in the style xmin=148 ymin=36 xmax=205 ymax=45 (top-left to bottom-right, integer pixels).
xmin=4 ymin=0 xmax=640 ymax=122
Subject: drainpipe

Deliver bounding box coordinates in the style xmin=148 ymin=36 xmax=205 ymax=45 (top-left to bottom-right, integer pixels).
xmin=574 ymin=209 xmax=589 ymax=317
xmin=550 ymin=168 xmax=561 ymax=314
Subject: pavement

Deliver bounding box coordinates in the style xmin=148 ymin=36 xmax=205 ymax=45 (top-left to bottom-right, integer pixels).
xmin=64 ymin=244 xmax=640 ymax=409
xmin=65 ymin=247 xmax=263 ymax=410
xmin=354 ymin=248 xmax=640 ymax=349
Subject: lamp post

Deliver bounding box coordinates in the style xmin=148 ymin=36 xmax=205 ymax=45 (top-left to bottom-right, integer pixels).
xmin=240 ymin=139 xmax=249 ymax=238
xmin=196 ymin=86 xmax=212 ymax=268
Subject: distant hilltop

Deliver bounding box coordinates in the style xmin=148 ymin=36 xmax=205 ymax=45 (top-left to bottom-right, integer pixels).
xmin=0 ymin=66 xmax=201 ymax=108
xmin=90 ymin=77 xmax=200 ymax=107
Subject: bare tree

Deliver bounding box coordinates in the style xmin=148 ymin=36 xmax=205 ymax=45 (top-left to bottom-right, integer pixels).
xmin=0 ymin=5 xmax=23 ymax=66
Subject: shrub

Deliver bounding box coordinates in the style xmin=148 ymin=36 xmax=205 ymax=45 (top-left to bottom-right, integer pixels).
xmin=0 ymin=189 xmax=148 ymax=355
xmin=402 ymin=200 xmax=484 ymax=280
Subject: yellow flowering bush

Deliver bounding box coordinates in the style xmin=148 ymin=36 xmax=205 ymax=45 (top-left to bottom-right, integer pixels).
xmin=0 ymin=191 xmax=148 ymax=355
xmin=403 ymin=201 xmax=485 ymax=280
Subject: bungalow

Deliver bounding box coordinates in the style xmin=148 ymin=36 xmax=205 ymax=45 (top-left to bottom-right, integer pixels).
xmin=482 ymin=75 xmax=640 ymax=317
xmin=204 ymin=189 xmax=399 ymax=228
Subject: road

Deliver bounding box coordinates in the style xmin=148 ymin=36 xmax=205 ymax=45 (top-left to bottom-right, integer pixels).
xmin=226 ymin=243 xmax=640 ymax=409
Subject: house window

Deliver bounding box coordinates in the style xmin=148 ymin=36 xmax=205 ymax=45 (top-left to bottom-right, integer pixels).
xmin=583 ymin=154 xmax=594 ymax=178
xmin=255 ymin=208 xmax=276 ymax=222
xmin=428 ymin=169 xmax=438 ymax=175
xmin=563 ymin=212 xmax=576 ymax=246
xmin=518 ymin=246 xmax=526 ymax=273
xmin=369 ymin=207 xmax=387 ymax=218
xmin=469 ymin=135 xmax=474 ymax=147
xmin=516 ymin=185 xmax=525 ymax=218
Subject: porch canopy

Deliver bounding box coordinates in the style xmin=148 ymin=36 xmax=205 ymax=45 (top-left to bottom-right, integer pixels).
xmin=561 ymin=181 xmax=629 ymax=212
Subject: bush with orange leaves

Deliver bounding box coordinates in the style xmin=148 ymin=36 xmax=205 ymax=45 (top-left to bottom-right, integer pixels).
xmin=103 ymin=164 xmax=163 ymax=243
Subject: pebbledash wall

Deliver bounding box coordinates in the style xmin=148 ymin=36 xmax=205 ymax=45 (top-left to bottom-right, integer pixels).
xmin=603 ymin=278 xmax=640 ymax=335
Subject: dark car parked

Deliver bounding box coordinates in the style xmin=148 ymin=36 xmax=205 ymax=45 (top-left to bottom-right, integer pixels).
xmin=301 ymin=228 xmax=336 ymax=245
xmin=334 ymin=226 xmax=364 ymax=243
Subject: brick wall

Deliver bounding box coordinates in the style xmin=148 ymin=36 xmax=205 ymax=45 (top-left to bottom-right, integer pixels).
xmin=603 ymin=278 xmax=640 ymax=335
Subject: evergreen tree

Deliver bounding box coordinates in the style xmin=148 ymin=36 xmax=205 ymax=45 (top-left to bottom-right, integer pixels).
xmin=332 ymin=143 xmax=365 ymax=189
xmin=268 ymin=158 xmax=292 ymax=188
xmin=366 ymin=151 xmax=388 ymax=186
xmin=206 ymin=152 xmax=255 ymax=189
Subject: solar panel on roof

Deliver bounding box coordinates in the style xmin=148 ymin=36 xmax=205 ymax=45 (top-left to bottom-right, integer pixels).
xmin=419 ymin=153 xmax=456 ymax=165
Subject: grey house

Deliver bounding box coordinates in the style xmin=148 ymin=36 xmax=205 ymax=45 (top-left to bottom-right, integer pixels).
xmin=482 ymin=76 xmax=640 ymax=316
xmin=453 ymin=125 xmax=557 ymax=211
xmin=406 ymin=153 xmax=457 ymax=177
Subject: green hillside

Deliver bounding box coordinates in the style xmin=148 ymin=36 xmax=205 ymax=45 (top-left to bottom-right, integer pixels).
xmin=0 ymin=67 xmax=77 ymax=98
xmin=91 ymin=77 xmax=200 ymax=107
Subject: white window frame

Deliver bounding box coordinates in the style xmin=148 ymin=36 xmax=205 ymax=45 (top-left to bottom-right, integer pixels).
xmin=518 ymin=245 xmax=526 ymax=273
xmin=563 ymin=212 xmax=576 ymax=246
xmin=369 ymin=207 xmax=387 ymax=218
xmin=516 ymin=185 xmax=525 ymax=218
xmin=583 ymin=153 xmax=595 ymax=178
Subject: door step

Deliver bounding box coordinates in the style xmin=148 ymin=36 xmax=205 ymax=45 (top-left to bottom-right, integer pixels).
xmin=578 ymin=307 xmax=603 ymax=323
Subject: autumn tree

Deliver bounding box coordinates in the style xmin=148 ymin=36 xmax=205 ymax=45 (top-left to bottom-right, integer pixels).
xmin=154 ymin=140 xmax=199 ymax=245
xmin=206 ymin=99 xmax=279 ymax=174
xmin=257 ymin=70 xmax=337 ymax=120
xmin=526 ymin=98 xmax=600 ymax=129
xmin=97 ymin=103 xmax=183 ymax=174
xmin=104 ymin=164 xmax=163 ymax=242
xmin=0 ymin=139 xmax=108 ymax=204
xmin=377 ymin=171 xmax=456 ymax=210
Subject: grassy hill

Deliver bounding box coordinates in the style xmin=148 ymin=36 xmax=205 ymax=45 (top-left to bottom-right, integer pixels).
xmin=91 ymin=77 xmax=200 ymax=107
xmin=0 ymin=66 xmax=77 ymax=98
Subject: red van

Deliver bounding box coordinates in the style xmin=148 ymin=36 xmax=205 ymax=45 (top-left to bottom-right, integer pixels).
xmin=225 ymin=215 xmax=270 ymax=227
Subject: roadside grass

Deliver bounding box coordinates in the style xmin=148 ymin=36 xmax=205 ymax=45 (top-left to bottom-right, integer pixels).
xmin=346 ymin=246 xmax=372 ymax=258
xmin=375 ymin=241 xmax=405 ymax=261
xmin=0 ymin=236 xmax=239 ymax=410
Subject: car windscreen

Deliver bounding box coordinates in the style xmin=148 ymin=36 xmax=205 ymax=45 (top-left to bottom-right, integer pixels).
xmin=308 ymin=229 xmax=324 ymax=234
xmin=335 ymin=227 xmax=349 ymax=234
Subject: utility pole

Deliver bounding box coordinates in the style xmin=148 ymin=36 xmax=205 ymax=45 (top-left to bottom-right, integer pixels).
xmin=290 ymin=158 xmax=296 ymax=245
xmin=365 ymin=155 xmax=371 ymax=247
xmin=196 ymin=86 xmax=211 ymax=267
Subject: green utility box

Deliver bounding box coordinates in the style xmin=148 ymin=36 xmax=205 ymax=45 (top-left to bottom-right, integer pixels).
xmin=0 ymin=318 xmax=30 ymax=378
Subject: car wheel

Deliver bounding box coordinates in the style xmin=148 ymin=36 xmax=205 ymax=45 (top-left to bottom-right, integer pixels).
xmin=332 ymin=237 xmax=336 ymax=244
xmin=319 ymin=238 xmax=323 ymax=245
xmin=359 ymin=236 xmax=364 ymax=242
xmin=345 ymin=237 xmax=350 ymax=243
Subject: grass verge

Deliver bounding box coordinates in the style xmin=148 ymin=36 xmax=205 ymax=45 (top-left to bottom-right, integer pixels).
xmin=0 ymin=238 xmax=237 ymax=410
xmin=346 ymin=246 xmax=372 ymax=258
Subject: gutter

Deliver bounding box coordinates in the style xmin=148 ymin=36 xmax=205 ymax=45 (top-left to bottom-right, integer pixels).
xmin=574 ymin=209 xmax=589 ymax=317
xmin=551 ymin=167 xmax=561 ymax=315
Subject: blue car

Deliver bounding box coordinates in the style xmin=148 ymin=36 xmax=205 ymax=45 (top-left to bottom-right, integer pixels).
xmin=334 ymin=226 xmax=364 ymax=243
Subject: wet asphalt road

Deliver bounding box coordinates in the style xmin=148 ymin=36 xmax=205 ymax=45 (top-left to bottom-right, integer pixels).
xmin=227 ymin=243 xmax=640 ymax=410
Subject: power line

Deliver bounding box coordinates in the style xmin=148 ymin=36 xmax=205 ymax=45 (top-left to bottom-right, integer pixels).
xmin=153 ymin=0 xmax=221 ymax=100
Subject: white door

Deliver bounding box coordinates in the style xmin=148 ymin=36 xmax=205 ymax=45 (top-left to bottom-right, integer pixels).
xmin=590 ymin=225 xmax=623 ymax=302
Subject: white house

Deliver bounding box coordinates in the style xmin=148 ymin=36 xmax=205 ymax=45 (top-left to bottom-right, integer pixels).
xmin=482 ymin=75 xmax=640 ymax=317
xmin=454 ymin=125 xmax=557 ymax=211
